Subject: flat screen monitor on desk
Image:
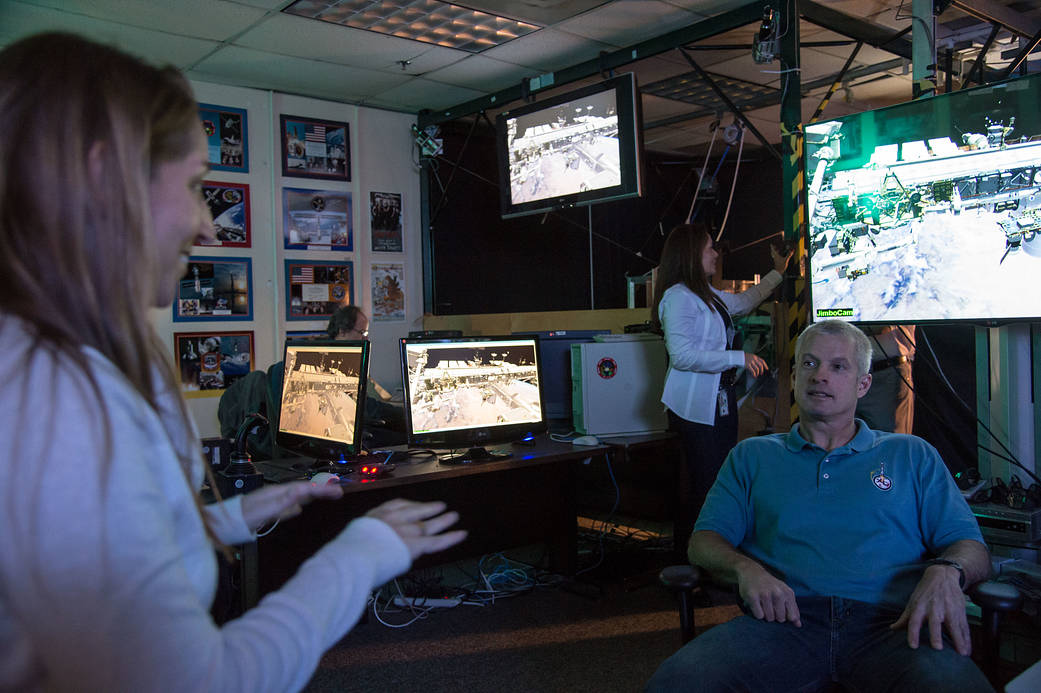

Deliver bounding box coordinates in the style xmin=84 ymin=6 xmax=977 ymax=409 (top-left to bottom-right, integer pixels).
xmin=275 ymin=339 xmax=369 ymax=463
xmin=514 ymin=329 xmax=610 ymax=425
xmin=399 ymin=335 xmax=547 ymax=464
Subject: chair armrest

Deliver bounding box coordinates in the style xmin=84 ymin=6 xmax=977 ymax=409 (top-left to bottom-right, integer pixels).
xmin=659 ymin=565 xmax=702 ymax=644
xmin=659 ymin=565 xmax=701 ymax=593
xmin=969 ymin=580 xmax=1024 ymax=685
xmin=969 ymin=580 xmax=1023 ymax=613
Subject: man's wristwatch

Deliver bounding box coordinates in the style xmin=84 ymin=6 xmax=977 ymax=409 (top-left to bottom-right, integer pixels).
xmin=927 ymin=558 xmax=966 ymax=590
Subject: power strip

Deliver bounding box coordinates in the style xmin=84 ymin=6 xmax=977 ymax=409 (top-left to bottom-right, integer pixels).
xmin=392 ymin=596 xmax=462 ymax=608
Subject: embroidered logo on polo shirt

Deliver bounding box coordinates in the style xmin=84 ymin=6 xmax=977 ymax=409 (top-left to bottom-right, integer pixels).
xmin=871 ymin=460 xmax=892 ymax=491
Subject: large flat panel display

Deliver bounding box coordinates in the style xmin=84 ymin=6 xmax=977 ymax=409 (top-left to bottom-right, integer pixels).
xmin=496 ymin=73 xmax=643 ymax=219
xmin=805 ymin=74 xmax=1041 ymax=324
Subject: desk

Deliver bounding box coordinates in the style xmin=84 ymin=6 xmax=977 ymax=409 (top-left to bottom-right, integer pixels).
xmin=575 ymin=431 xmax=683 ymax=552
xmin=252 ymin=435 xmax=610 ymax=602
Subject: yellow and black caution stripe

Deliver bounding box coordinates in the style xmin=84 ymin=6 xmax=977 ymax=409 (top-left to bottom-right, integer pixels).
xmin=783 ymin=127 xmax=809 ymax=426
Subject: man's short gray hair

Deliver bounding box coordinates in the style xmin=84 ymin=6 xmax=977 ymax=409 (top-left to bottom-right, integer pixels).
xmin=795 ymin=320 xmax=873 ymax=376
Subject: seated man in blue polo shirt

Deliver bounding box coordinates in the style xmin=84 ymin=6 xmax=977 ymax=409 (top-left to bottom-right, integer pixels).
xmin=646 ymin=319 xmax=993 ymax=693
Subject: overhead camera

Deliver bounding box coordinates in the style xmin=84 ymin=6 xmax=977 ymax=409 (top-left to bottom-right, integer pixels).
xmin=411 ymin=124 xmax=443 ymax=157
xmin=753 ymin=6 xmax=778 ymax=64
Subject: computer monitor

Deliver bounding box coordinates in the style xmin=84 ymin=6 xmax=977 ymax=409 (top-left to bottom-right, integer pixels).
xmin=514 ymin=329 xmax=611 ymax=423
xmin=275 ymin=339 xmax=369 ymax=461
xmin=399 ymin=335 xmax=547 ymax=461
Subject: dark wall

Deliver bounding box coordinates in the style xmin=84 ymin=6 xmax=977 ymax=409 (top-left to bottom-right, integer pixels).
xmin=911 ymin=325 xmax=979 ymax=475
xmin=426 ymin=120 xmax=784 ymax=315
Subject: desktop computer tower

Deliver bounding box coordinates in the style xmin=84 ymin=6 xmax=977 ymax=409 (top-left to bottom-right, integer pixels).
xmin=570 ymin=338 xmax=668 ymax=436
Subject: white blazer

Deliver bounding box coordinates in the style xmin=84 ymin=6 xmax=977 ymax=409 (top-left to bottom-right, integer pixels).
xmin=658 ymin=270 xmax=783 ymax=425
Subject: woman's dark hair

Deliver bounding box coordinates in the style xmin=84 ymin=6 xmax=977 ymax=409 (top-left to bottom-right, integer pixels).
xmin=326 ymin=305 xmax=364 ymax=338
xmin=650 ymin=223 xmax=717 ymax=332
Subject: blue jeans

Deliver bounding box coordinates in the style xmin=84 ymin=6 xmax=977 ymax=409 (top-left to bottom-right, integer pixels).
xmin=646 ymin=597 xmax=994 ymax=693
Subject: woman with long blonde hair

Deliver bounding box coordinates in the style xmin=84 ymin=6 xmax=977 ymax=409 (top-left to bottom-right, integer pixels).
xmin=0 ymin=32 xmax=465 ymax=692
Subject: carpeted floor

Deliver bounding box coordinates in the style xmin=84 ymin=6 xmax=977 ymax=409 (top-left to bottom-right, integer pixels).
xmin=304 ymin=570 xmax=740 ymax=693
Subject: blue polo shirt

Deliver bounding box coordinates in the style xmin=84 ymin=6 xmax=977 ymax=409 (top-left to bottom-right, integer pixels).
xmin=694 ymin=421 xmax=984 ymax=608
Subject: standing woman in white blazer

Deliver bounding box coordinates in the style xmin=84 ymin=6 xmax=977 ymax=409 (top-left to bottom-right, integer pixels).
xmin=651 ymin=223 xmax=791 ymax=547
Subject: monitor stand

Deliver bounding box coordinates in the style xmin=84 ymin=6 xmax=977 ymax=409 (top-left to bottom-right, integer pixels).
xmin=439 ymin=446 xmax=512 ymax=466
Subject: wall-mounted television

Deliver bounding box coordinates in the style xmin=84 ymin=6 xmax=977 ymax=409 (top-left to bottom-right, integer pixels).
xmin=805 ymin=73 xmax=1041 ymax=325
xmin=399 ymin=335 xmax=546 ymax=459
xmin=275 ymin=339 xmax=369 ymax=460
xmin=496 ymin=72 xmax=643 ymax=219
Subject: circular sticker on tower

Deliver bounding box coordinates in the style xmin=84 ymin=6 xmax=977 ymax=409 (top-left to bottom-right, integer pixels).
xmin=597 ymin=357 xmax=617 ymax=379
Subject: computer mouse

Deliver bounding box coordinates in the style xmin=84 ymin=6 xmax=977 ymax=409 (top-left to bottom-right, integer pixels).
xmin=310 ymin=472 xmax=340 ymax=485
xmin=572 ymin=435 xmax=601 ymax=446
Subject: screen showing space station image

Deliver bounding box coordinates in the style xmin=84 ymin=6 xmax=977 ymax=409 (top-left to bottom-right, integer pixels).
xmin=279 ymin=344 xmax=364 ymax=444
xmin=506 ymin=88 xmax=621 ymax=205
xmin=805 ymin=73 xmax=1041 ymax=323
xmin=403 ymin=340 xmax=543 ymax=434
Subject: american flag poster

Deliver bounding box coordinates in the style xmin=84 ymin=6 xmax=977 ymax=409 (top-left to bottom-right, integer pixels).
xmin=284 ymin=259 xmax=353 ymax=321
xmin=280 ymin=114 xmax=350 ymax=181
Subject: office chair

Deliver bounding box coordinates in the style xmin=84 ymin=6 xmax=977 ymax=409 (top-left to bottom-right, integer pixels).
xmin=659 ymin=565 xmax=1023 ymax=687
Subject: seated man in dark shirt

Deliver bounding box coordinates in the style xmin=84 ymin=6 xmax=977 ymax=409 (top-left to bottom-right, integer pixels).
xmin=646 ymin=319 xmax=993 ymax=692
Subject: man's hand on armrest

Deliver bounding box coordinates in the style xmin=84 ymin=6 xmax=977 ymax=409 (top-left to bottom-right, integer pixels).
xmin=889 ymin=539 xmax=991 ymax=656
xmin=689 ymin=530 xmax=801 ymax=627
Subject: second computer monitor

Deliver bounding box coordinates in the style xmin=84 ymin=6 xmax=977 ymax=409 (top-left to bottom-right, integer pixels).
xmin=399 ymin=335 xmax=546 ymax=449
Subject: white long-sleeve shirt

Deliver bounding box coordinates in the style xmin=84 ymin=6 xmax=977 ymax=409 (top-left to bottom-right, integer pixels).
xmin=0 ymin=315 xmax=410 ymax=692
xmin=658 ymin=270 xmax=783 ymax=424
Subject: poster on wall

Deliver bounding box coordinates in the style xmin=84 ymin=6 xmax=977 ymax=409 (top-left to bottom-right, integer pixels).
xmin=198 ymin=103 xmax=248 ymax=173
xmin=175 ymin=331 xmax=254 ymax=398
xmin=197 ymin=181 xmax=251 ymax=248
xmin=284 ymin=259 xmax=353 ymax=320
xmin=371 ymin=262 xmax=405 ymax=322
xmin=370 ymin=191 xmax=403 ymax=252
xmin=173 ymin=256 xmax=253 ymax=321
xmin=279 ymin=114 xmax=350 ymax=181
xmin=282 ymin=187 xmax=352 ymax=251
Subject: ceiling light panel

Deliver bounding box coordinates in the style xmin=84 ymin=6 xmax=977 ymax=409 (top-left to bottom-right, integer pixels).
xmin=283 ymin=0 xmax=539 ymax=52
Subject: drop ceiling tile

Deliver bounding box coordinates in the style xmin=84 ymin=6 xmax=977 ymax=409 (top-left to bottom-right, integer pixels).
xmin=643 ymin=122 xmax=713 ymax=153
xmin=460 ymin=0 xmax=609 ymax=26
xmin=189 ymin=45 xmax=412 ymax=104
xmin=641 ymin=92 xmax=704 ymax=120
xmin=665 ymin=0 xmax=757 ymax=18
xmin=481 ymin=27 xmax=614 ymax=72
xmin=234 ymin=0 xmax=287 ymax=8
xmin=0 ymin=2 xmax=220 ymax=66
xmin=555 ymin=0 xmax=699 ymax=46
xmin=20 ymin=0 xmax=267 ymax=40
xmin=631 ymin=54 xmax=699 ymax=84
xmin=423 ymin=54 xmax=536 ymax=92
xmin=797 ymin=45 xmax=875 ymax=81
xmin=235 ymin=12 xmax=468 ymax=72
xmin=695 ymin=53 xmax=786 ymax=87
xmin=365 ymin=76 xmax=487 ymax=113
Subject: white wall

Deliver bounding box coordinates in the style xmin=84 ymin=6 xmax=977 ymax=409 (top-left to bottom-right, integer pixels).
xmin=150 ymin=80 xmax=423 ymax=438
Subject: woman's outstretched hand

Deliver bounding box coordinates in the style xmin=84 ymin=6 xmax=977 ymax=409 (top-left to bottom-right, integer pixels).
xmin=770 ymin=242 xmax=793 ymax=274
xmin=366 ymin=499 xmax=467 ymax=559
xmin=239 ymin=480 xmax=344 ymax=531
